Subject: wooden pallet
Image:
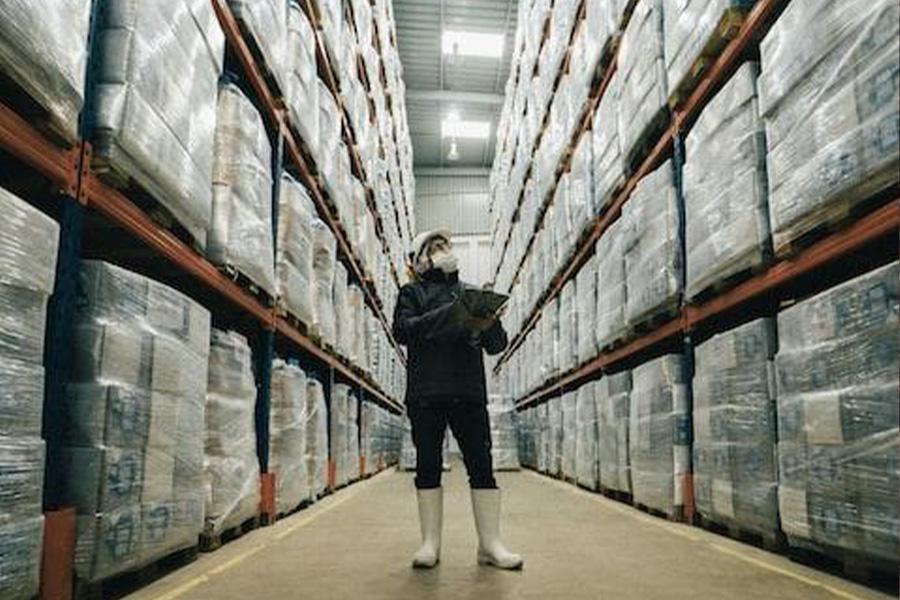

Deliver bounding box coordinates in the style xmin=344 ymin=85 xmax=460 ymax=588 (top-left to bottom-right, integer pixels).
xmin=200 ymin=515 xmax=260 ymax=553
xmin=220 ymin=264 xmax=276 ymax=309
xmin=773 ymin=187 xmax=897 ymax=259
xmin=74 ymin=544 xmax=199 ymax=600
xmin=695 ymin=514 xmax=785 ymax=552
xmin=668 ymin=7 xmax=751 ymax=108
xmin=786 ymin=543 xmax=899 ymax=592
xmin=686 ymin=258 xmax=770 ymax=306
xmin=599 ymin=485 xmax=633 ymax=505
xmin=276 ymin=498 xmax=314 ymax=522
xmin=624 ymin=301 xmax=682 ymax=342
xmin=633 ymin=501 xmax=686 ymax=523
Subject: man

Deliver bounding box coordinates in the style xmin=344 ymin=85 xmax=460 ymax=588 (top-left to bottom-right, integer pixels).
xmin=392 ymin=229 xmax=523 ymax=570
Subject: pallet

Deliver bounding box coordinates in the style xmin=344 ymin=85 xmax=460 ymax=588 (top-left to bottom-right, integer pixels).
xmin=0 ymin=68 xmax=79 ymax=149
xmin=575 ymin=481 xmax=600 ymax=493
xmin=624 ymin=106 xmax=672 ymax=175
xmin=686 ymin=259 xmax=770 ymax=306
xmin=773 ymin=187 xmax=897 ymax=259
xmin=199 ymin=515 xmax=260 ymax=553
xmin=786 ymin=544 xmax=899 ymax=592
xmin=276 ymin=498 xmax=314 ymax=522
xmin=668 ymin=7 xmax=750 ymax=108
xmin=599 ymin=485 xmax=633 ymax=505
xmin=275 ymin=305 xmax=318 ymax=339
xmin=74 ymin=544 xmax=199 ymax=600
xmin=624 ymin=301 xmax=681 ymax=342
xmin=220 ymin=264 xmax=276 ymax=309
xmin=633 ymin=501 xmax=685 ymax=523
xmin=695 ymin=514 xmax=785 ymax=552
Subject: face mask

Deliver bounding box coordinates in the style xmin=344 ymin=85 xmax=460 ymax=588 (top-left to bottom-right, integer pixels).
xmin=430 ymin=249 xmax=458 ymax=274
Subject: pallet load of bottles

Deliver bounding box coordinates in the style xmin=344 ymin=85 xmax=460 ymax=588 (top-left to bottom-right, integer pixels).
xmin=494 ymin=0 xmax=899 ymax=579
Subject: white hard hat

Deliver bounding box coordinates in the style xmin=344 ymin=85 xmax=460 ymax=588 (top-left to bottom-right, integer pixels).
xmin=409 ymin=229 xmax=452 ymax=264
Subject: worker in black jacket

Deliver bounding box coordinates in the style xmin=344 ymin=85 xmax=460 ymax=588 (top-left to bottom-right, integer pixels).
xmin=393 ymin=229 xmax=523 ymax=571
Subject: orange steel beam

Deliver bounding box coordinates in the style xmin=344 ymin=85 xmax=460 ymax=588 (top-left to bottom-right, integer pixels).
xmin=0 ymin=100 xmax=80 ymax=195
xmin=515 ymin=199 xmax=900 ymax=410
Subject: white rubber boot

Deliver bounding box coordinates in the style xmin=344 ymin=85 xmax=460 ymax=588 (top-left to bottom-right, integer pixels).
xmin=470 ymin=489 xmax=523 ymax=570
xmin=412 ymin=488 xmax=443 ymax=568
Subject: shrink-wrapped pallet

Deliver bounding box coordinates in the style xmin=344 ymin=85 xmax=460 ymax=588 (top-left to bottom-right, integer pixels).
xmin=209 ymin=82 xmax=275 ymax=294
xmin=623 ymin=160 xmax=683 ymax=330
xmin=575 ymin=382 xmax=599 ymax=489
xmin=0 ymin=516 xmax=43 ymax=600
xmin=331 ymin=384 xmax=351 ymax=487
xmin=347 ymin=395 xmax=360 ymax=482
xmin=592 ymin=73 xmax=624 ymax=214
xmin=775 ymin=263 xmax=899 ymax=562
xmin=316 ymin=81 xmax=341 ymax=182
xmin=558 ymin=280 xmax=577 ymax=371
xmin=685 ymin=62 xmax=770 ymax=301
xmin=618 ymin=0 xmax=668 ymax=168
xmin=0 ymin=0 xmax=90 ymax=144
xmin=319 ymin=0 xmax=343 ymax=69
xmin=758 ymin=0 xmax=899 ymax=255
xmin=597 ymin=371 xmax=632 ymax=494
xmin=305 ymin=377 xmax=328 ymax=498
xmin=561 ymin=392 xmax=577 ymax=480
xmin=576 ymin=256 xmax=598 ymax=362
xmin=488 ymin=394 xmax=520 ymax=471
xmin=595 ymin=218 xmax=627 ymax=348
xmin=547 ymin=397 xmax=563 ymax=477
xmin=694 ymin=319 xmax=778 ymax=537
xmin=287 ymin=2 xmax=319 ymax=155
xmin=91 ymin=0 xmax=224 ymax=247
xmin=270 ymin=361 xmax=309 ymax=513
xmin=348 ymin=286 xmax=365 ymax=364
xmin=65 ymin=261 xmax=210 ymax=582
xmin=569 ymin=0 xmax=619 ymax=103
xmin=276 ymin=174 xmax=316 ymax=327
xmin=333 ymin=261 xmax=352 ymax=358
xmin=203 ymin=330 xmax=259 ymax=535
xmin=565 ymin=132 xmax=594 ymax=244
xmin=227 ymin=0 xmax=288 ymax=94
xmin=629 ymin=354 xmax=690 ymax=517
xmin=664 ymin=0 xmax=756 ymax=101
xmin=312 ymin=220 xmax=337 ymax=346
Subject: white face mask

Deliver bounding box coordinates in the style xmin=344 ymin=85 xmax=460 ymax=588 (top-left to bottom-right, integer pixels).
xmin=430 ymin=249 xmax=458 ymax=274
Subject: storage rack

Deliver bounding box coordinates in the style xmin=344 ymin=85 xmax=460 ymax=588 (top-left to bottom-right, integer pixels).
xmin=0 ymin=1 xmax=413 ymax=593
xmin=488 ymin=0 xmax=900 ymax=414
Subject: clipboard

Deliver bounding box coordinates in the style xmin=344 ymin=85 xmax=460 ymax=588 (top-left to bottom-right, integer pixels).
xmin=462 ymin=288 xmax=509 ymax=318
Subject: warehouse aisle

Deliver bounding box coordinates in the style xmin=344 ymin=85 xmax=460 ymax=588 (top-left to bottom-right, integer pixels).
xmin=125 ymin=465 xmax=891 ymax=600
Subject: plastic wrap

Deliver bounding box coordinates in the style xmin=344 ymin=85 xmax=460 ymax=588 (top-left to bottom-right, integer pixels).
xmin=684 ymin=62 xmax=770 ymax=300
xmin=270 ymin=360 xmax=309 ymax=513
xmin=575 ymin=382 xmax=599 ymax=489
xmin=629 ymin=354 xmax=690 ymax=517
xmin=276 ymin=174 xmax=316 ymax=327
xmin=204 ymin=330 xmax=260 ymax=535
xmin=348 ymin=286 xmax=365 ymax=364
xmin=592 ymin=72 xmax=624 ymax=214
xmin=775 ymin=263 xmax=899 ymax=561
xmin=623 ymin=160 xmax=683 ymax=329
xmin=91 ymin=0 xmax=224 ymax=247
xmin=0 ymin=516 xmax=43 ymax=600
xmin=312 ymin=219 xmax=337 ymax=345
xmin=66 ymin=260 xmax=210 ymax=582
xmin=333 ymin=262 xmax=352 ymax=359
xmin=227 ymin=0 xmax=288 ymax=94
xmin=761 ymin=0 xmax=899 ymax=250
xmin=0 ymin=0 xmax=90 ymax=144
xmin=576 ymin=256 xmax=598 ymax=362
xmin=319 ymin=0 xmax=343 ymax=74
xmin=617 ymin=0 xmax=668 ymax=167
xmin=331 ymin=384 xmax=350 ymax=487
xmin=566 ymin=133 xmax=594 ymax=242
xmin=488 ymin=394 xmax=520 ymax=471
xmin=665 ymin=0 xmax=756 ymax=99
xmin=561 ymin=392 xmax=577 ymax=480
xmin=558 ymin=280 xmax=577 ymax=371
xmin=597 ymin=371 xmax=632 ymax=494
xmin=347 ymin=394 xmax=360 ymax=482
xmin=694 ymin=318 xmax=778 ymax=536
xmin=305 ymin=377 xmax=328 ymax=498
xmin=287 ymin=1 xmax=319 ymax=155
xmin=595 ymin=218 xmax=628 ymax=348
xmin=548 ymin=397 xmax=564 ymax=476
xmin=209 ymin=82 xmax=275 ymax=294
xmin=316 ymin=81 xmax=341 ymax=180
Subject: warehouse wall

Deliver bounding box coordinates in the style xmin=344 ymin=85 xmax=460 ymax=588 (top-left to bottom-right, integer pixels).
xmin=414 ymin=169 xmax=491 ymax=235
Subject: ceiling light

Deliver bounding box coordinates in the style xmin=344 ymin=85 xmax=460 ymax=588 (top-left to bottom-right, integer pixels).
xmin=442 ymin=31 xmax=505 ymax=59
xmin=448 ymin=140 xmax=460 ymax=161
xmin=442 ymin=118 xmax=491 ymax=139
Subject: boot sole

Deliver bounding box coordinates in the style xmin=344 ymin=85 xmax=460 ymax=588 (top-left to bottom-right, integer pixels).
xmin=412 ymin=558 xmax=440 ymax=569
xmin=477 ymin=556 xmax=524 ymax=570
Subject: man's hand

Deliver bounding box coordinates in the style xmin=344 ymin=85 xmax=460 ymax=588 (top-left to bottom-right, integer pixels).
xmin=464 ymin=314 xmax=498 ymax=333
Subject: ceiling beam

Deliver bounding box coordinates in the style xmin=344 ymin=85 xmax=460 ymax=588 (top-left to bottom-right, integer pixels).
xmin=406 ymin=89 xmax=505 ymax=106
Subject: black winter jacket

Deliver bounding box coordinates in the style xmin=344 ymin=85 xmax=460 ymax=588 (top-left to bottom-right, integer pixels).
xmin=392 ymin=270 xmax=508 ymax=406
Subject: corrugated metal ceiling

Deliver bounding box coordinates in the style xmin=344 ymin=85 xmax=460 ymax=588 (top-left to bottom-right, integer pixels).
xmin=394 ymin=0 xmax=519 ymax=168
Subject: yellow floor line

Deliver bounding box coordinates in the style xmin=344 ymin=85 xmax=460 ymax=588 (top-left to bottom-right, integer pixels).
xmin=710 ymin=543 xmax=866 ymax=600
xmin=532 ymin=470 xmax=871 ymax=599
xmin=207 ymin=545 xmax=266 ymax=575
xmin=273 ymin=487 xmax=362 ymax=540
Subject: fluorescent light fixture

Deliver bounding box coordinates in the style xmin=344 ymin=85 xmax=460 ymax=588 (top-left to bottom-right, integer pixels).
xmin=447 ymin=140 xmax=460 ymax=161
xmin=442 ymin=118 xmax=491 ymax=139
xmin=442 ymin=31 xmax=505 ymax=59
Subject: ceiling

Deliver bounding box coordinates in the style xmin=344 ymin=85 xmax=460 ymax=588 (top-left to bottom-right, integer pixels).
xmin=393 ymin=0 xmax=519 ymax=169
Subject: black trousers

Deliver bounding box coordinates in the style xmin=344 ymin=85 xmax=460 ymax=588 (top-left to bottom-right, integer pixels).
xmin=408 ymin=399 xmax=497 ymax=490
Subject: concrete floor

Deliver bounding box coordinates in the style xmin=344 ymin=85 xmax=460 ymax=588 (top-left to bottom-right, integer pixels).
xmin=125 ymin=465 xmax=894 ymax=600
